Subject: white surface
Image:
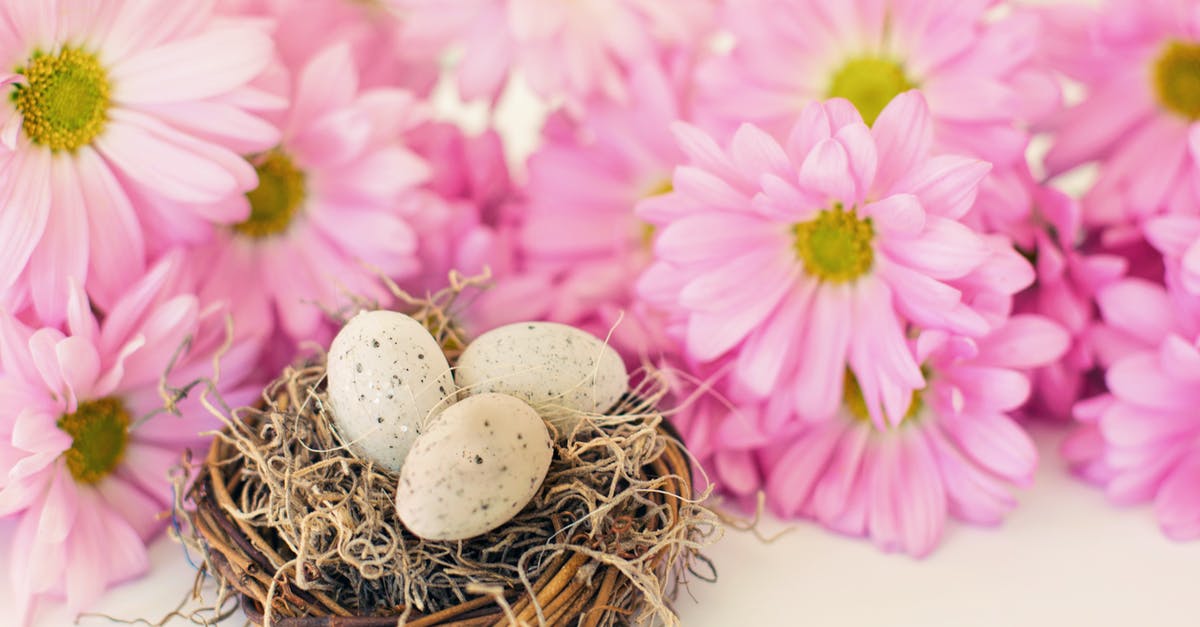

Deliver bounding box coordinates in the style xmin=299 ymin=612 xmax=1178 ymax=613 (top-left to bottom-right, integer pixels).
xmin=7 ymin=425 xmax=1200 ymax=627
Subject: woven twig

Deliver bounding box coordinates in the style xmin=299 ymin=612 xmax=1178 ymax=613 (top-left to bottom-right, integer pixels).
xmin=183 ymin=280 xmax=719 ymax=626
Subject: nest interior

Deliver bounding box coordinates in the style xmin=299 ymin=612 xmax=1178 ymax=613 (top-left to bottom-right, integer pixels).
xmin=185 ymin=284 xmax=718 ymax=626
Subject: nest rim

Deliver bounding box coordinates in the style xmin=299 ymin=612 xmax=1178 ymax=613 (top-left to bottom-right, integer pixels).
xmin=187 ymin=392 xmax=697 ymax=627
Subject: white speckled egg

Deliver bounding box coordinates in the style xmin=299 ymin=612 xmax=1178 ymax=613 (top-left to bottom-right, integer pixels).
xmin=326 ymin=310 xmax=456 ymax=472
xmin=395 ymin=393 xmax=553 ymax=541
xmin=454 ymin=322 xmax=628 ymax=434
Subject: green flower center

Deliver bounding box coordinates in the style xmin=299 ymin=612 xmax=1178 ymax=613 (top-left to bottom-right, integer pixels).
xmin=1154 ymin=40 xmax=1200 ymax=120
xmin=11 ymin=47 xmax=111 ymax=152
xmin=843 ymin=370 xmax=922 ymax=425
xmin=235 ymin=150 xmax=307 ymax=239
xmin=792 ymin=205 xmax=875 ymax=283
xmin=827 ymin=56 xmax=914 ymax=126
xmin=58 ymin=397 xmax=130 ymax=484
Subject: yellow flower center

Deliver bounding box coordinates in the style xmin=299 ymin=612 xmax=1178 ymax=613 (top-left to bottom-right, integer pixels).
xmin=235 ymin=150 xmax=307 ymax=239
xmin=843 ymin=370 xmax=922 ymax=425
xmin=792 ymin=205 xmax=875 ymax=283
xmin=827 ymin=56 xmax=914 ymax=126
xmin=11 ymin=47 xmax=111 ymax=152
xmin=58 ymin=397 xmax=131 ymax=484
xmin=1154 ymin=40 xmax=1200 ymax=120
xmin=637 ymin=179 xmax=672 ymax=250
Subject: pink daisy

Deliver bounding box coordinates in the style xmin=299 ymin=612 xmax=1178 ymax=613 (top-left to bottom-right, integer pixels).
xmin=223 ymin=0 xmax=441 ymax=94
xmin=1040 ymin=0 xmax=1200 ymax=228
xmin=1063 ymin=214 xmax=1200 ymax=507
xmin=495 ymin=64 xmax=687 ymax=358
xmin=389 ymin=0 xmax=715 ymax=102
xmin=1067 ymin=290 xmax=1200 ymax=539
xmin=0 ymin=254 xmax=261 ymax=623
xmin=401 ymin=121 xmax=521 ymax=297
xmin=0 ymin=0 xmax=279 ymax=323
xmin=1013 ymin=186 xmax=1127 ymax=420
xmin=696 ymin=0 xmax=1059 ymax=240
xmin=661 ymin=357 xmax=780 ymax=508
xmin=638 ymin=93 xmax=1026 ymax=426
xmin=183 ymin=43 xmax=431 ymax=355
xmin=759 ymin=316 xmax=1069 ymax=557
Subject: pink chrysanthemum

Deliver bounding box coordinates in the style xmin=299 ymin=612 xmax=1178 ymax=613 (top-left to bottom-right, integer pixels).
xmin=223 ymin=0 xmax=441 ymax=94
xmin=389 ymin=0 xmax=714 ymax=102
xmin=0 ymin=254 xmax=260 ymax=623
xmin=1067 ymin=282 xmax=1200 ymax=539
xmin=183 ymin=43 xmax=431 ymax=355
xmin=492 ymin=64 xmax=686 ymax=358
xmin=1064 ymin=214 xmax=1200 ymax=502
xmin=758 ymin=316 xmax=1068 ymax=557
xmin=1013 ymin=186 xmax=1126 ymax=420
xmin=0 ymin=0 xmax=279 ymax=323
xmin=1040 ymin=0 xmax=1200 ymax=228
xmin=401 ymin=122 xmax=519 ymax=297
xmin=697 ymin=0 xmax=1059 ymax=240
xmin=639 ymin=93 xmax=1031 ymax=425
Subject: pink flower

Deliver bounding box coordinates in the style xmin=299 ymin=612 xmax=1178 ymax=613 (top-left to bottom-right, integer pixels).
xmin=223 ymin=0 xmax=441 ymax=94
xmin=1063 ymin=215 xmax=1200 ymax=512
xmin=0 ymin=0 xmax=280 ymax=324
xmin=1069 ymin=329 xmax=1200 ymax=540
xmin=1039 ymin=0 xmax=1200 ymax=228
xmin=182 ymin=43 xmax=431 ymax=358
xmin=639 ymin=93 xmax=1031 ymax=426
xmin=494 ymin=64 xmax=687 ymax=359
xmin=389 ymin=0 xmax=714 ymax=102
xmin=755 ymin=316 xmax=1068 ymax=557
xmin=696 ymin=0 xmax=1059 ymax=240
xmin=0 ymin=254 xmax=260 ymax=624
xmin=400 ymin=122 xmax=521 ymax=297
xmin=1014 ymin=186 xmax=1127 ymax=420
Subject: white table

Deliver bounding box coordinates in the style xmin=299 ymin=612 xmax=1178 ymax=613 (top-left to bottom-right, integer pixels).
xmin=8 ymin=424 xmax=1198 ymax=627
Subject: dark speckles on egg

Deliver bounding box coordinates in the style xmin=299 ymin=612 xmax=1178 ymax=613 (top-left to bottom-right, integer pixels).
xmin=326 ymin=310 xmax=458 ymax=474
xmin=393 ymin=392 xmax=552 ymax=541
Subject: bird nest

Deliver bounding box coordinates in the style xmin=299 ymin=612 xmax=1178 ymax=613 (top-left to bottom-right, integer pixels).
xmin=183 ymin=279 xmax=719 ymax=626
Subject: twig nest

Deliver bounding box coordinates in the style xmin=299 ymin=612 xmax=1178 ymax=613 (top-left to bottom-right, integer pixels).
xmin=455 ymin=321 xmax=628 ymax=435
xmin=395 ymin=393 xmax=554 ymax=541
xmin=326 ymin=310 xmax=456 ymax=472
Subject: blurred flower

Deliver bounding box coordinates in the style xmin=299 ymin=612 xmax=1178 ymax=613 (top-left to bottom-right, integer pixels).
xmin=639 ymin=94 xmax=1028 ymax=426
xmin=0 ymin=254 xmax=260 ymax=624
xmin=0 ymin=0 xmax=279 ymax=323
xmin=1064 ymin=213 xmax=1200 ymax=515
xmin=389 ymin=0 xmax=714 ymax=102
xmin=223 ymin=0 xmax=441 ymax=94
xmin=1014 ymin=186 xmax=1126 ymax=420
xmin=1069 ymin=318 xmax=1200 ymax=540
xmin=402 ymin=122 xmax=520 ymax=298
xmin=183 ymin=43 xmax=431 ymax=358
xmin=487 ymin=64 xmax=687 ymax=359
xmin=1039 ymin=0 xmax=1200 ymax=228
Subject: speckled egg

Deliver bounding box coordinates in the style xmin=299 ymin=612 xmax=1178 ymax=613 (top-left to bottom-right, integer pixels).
xmin=395 ymin=393 xmax=553 ymax=541
xmin=454 ymin=322 xmax=628 ymax=435
xmin=326 ymin=310 xmax=457 ymax=472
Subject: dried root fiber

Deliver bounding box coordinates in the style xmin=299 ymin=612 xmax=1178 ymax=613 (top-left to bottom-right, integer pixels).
xmin=184 ymin=279 xmax=720 ymax=626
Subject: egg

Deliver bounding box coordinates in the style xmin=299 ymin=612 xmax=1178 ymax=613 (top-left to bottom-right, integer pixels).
xmin=395 ymin=393 xmax=553 ymax=541
xmin=454 ymin=322 xmax=628 ymax=435
xmin=326 ymin=310 xmax=456 ymax=472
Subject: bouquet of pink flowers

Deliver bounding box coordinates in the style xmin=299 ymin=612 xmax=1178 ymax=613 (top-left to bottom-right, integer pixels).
xmin=1 ymin=0 xmax=1198 ymax=622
